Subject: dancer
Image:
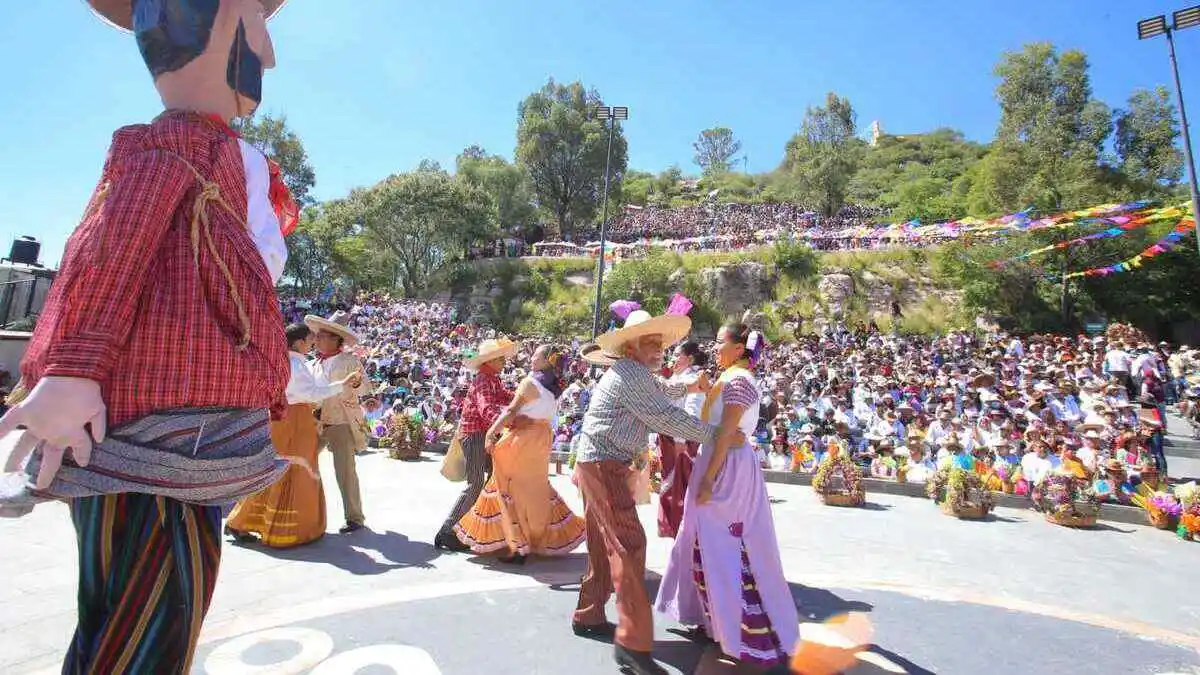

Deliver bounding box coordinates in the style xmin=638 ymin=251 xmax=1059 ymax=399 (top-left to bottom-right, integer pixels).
xmin=656 ymin=323 xmax=799 ymax=669
xmin=572 ymin=310 xmax=740 ymax=675
xmin=454 ymin=345 xmax=586 ymax=562
xmin=658 ymin=340 xmax=709 ymax=537
xmin=0 ymin=1 xmax=293 ymax=671
xmin=307 ymin=311 xmax=370 ymax=533
xmin=435 ymin=338 xmax=518 ymax=552
xmin=227 ymin=323 xmax=360 ymax=547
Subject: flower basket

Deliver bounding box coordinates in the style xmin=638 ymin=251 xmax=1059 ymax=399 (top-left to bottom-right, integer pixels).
xmin=1148 ymin=509 xmax=1178 ymax=531
xmin=1039 ymin=474 xmax=1100 ymax=528
xmin=929 ymin=466 xmax=993 ymax=520
xmin=1140 ymin=467 xmax=1161 ymax=491
xmin=387 ymin=415 xmax=425 ymax=461
xmin=812 ymin=445 xmax=865 ymax=508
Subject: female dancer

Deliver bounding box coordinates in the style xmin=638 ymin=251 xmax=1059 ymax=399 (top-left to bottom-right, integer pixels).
xmin=455 ymin=345 xmax=586 ymax=563
xmin=656 ymin=323 xmax=798 ymax=668
xmin=658 ymin=341 xmax=709 ymax=537
xmin=227 ymin=323 xmax=359 ymax=547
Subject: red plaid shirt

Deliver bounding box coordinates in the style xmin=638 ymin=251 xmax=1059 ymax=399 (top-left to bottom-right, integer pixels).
xmin=21 ymin=111 xmax=289 ymax=427
xmin=459 ymin=371 xmax=512 ymax=434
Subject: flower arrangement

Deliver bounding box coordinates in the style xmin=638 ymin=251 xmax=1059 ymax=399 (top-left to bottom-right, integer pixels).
xmin=812 ymin=441 xmax=865 ymax=507
xmin=387 ymin=414 xmax=426 ymax=461
xmin=1132 ymin=489 xmax=1182 ymax=531
xmin=1174 ymin=483 xmax=1200 ymax=541
xmin=1038 ymin=473 xmax=1101 ymax=528
xmin=928 ymin=466 xmax=993 ymax=519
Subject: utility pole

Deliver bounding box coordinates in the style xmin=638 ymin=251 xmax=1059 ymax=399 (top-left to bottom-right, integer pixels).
xmin=590 ymin=105 xmax=629 ymax=339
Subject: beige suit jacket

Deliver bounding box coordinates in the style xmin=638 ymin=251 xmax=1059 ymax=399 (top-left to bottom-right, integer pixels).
xmin=312 ymin=351 xmax=369 ymax=428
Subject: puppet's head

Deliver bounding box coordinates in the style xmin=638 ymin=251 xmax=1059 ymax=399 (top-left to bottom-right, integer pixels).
xmin=88 ymin=0 xmax=287 ymax=120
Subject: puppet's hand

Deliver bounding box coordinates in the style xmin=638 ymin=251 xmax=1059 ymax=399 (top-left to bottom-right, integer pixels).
xmin=0 ymin=377 xmax=107 ymax=489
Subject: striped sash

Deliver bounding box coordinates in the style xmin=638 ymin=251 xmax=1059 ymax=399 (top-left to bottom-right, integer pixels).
xmin=2 ymin=408 xmax=286 ymax=516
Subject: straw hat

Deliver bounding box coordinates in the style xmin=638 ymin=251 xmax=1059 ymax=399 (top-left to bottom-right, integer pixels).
xmin=463 ymin=338 xmax=519 ymax=371
xmin=304 ymin=311 xmax=358 ymax=347
xmin=595 ymin=310 xmax=691 ymax=356
xmin=88 ymin=0 xmax=289 ymax=31
xmin=579 ymin=342 xmax=619 ymax=367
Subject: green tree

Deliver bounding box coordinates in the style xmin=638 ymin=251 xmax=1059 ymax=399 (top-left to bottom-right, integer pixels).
xmin=231 ymin=113 xmax=317 ymax=206
xmin=1115 ymin=86 xmax=1184 ymax=187
xmin=358 ymin=171 xmax=495 ymax=295
xmin=848 ymin=129 xmax=984 ymax=220
xmin=782 ymin=92 xmax=862 ymax=215
xmin=693 ymin=127 xmax=742 ymax=176
xmin=516 ymin=79 xmax=628 ymax=239
xmin=455 ymin=147 xmax=538 ymax=235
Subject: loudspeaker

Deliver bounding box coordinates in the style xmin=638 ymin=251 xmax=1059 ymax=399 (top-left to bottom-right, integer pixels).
xmin=8 ymin=236 xmax=39 ymax=265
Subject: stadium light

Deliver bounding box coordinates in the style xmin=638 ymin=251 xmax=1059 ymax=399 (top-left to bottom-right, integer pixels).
xmin=1138 ymin=6 xmax=1200 ymax=254
xmin=591 ymin=104 xmax=629 ymax=339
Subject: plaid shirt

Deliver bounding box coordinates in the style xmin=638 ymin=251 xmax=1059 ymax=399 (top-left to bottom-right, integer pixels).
xmin=575 ymin=358 xmax=715 ymax=464
xmin=459 ymin=371 xmax=512 ymax=434
xmin=21 ymin=111 xmax=289 ymax=427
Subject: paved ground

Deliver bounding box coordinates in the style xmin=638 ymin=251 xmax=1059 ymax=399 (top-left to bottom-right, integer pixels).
xmin=3 ymin=448 xmax=1200 ymax=674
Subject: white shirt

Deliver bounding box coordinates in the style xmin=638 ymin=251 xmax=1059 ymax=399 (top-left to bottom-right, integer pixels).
xmin=285 ymin=352 xmax=343 ymax=405
xmin=238 ymin=139 xmax=288 ymax=284
xmin=1105 ymin=349 xmax=1131 ymax=373
xmin=1021 ymin=452 xmax=1053 ymax=485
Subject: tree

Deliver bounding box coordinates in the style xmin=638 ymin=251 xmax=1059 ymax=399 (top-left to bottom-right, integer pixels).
xmin=782 ymin=92 xmax=862 ymax=216
xmin=848 ymin=128 xmax=984 ymax=219
xmin=693 ymin=127 xmax=742 ymax=175
xmin=516 ymin=79 xmax=628 ymax=239
xmin=358 ymin=170 xmax=495 ymax=295
xmin=455 ymin=147 xmax=538 ymax=237
xmin=232 ymin=113 xmax=317 ymax=206
xmin=1115 ymin=86 xmax=1184 ymax=187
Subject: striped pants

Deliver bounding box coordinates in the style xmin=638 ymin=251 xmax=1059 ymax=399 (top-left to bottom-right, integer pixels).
xmin=440 ymin=431 xmax=490 ymax=534
xmin=573 ymin=460 xmax=653 ymax=652
xmin=65 ymin=493 xmax=222 ymax=675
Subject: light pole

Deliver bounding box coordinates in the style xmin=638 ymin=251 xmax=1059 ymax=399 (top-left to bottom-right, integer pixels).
xmin=1139 ymin=6 xmax=1200 ymax=254
xmin=591 ymin=105 xmax=628 ymax=339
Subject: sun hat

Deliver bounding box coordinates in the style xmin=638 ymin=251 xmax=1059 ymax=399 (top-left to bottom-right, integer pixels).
xmin=464 ymin=338 xmax=519 ymax=371
xmin=595 ymin=310 xmax=692 ymax=356
xmin=304 ymin=310 xmax=359 ymax=347
xmin=88 ymin=0 xmax=289 ymax=31
xmin=579 ymin=342 xmax=618 ymax=367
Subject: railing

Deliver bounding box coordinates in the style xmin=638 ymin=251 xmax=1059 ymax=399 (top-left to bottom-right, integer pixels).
xmin=0 ymin=277 xmax=48 ymax=329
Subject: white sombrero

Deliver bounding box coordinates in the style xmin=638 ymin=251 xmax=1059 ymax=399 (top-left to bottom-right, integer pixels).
xmin=464 ymin=338 xmax=519 ymax=371
xmin=304 ymin=310 xmax=358 ymax=347
xmin=595 ymin=310 xmax=691 ymax=356
xmin=87 ymin=0 xmax=289 ymax=32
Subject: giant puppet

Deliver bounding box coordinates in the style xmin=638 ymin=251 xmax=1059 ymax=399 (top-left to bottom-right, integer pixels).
xmin=0 ymin=1 xmax=297 ymax=671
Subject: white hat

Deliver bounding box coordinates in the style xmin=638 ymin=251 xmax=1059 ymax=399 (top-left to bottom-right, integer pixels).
xmin=464 ymin=338 xmax=519 ymax=371
xmin=304 ymin=311 xmax=359 ymax=347
xmin=595 ymin=310 xmax=691 ymax=356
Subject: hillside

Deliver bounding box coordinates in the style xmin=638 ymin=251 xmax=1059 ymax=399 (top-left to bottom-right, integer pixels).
xmin=429 ymin=246 xmax=970 ymax=340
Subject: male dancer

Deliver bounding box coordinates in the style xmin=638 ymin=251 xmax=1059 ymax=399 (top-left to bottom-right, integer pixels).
xmin=435 ymin=338 xmax=518 ymax=551
xmin=0 ymin=1 xmax=294 ymax=671
xmin=572 ymin=310 xmax=739 ymax=675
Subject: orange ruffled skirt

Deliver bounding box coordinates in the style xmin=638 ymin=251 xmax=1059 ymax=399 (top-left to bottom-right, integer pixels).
xmin=455 ymin=420 xmax=585 ymax=556
xmin=227 ymin=403 xmax=326 ymax=547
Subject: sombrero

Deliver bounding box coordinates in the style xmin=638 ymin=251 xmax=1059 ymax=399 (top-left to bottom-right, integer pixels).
xmin=580 ymin=342 xmax=618 ymax=367
xmin=464 ymin=338 xmax=518 ymax=371
xmin=304 ymin=311 xmax=358 ymax=347
xmin=595 ymin=310 xmax=691 ymax=356
xmin=87 ymin=0 xmax=289 ymax=32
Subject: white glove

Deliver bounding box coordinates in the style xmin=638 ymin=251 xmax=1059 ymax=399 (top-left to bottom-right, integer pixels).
xmin=0 ymin=376 xmax=107 ymax=489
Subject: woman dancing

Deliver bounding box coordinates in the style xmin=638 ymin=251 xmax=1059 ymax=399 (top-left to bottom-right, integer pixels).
xmin=658 ymin=341 xmax=709 ymax=537
xmin=655 ymin=323 xmax=798 ymax=668
xmin=455 ymin=345 xmax=586 ymax=563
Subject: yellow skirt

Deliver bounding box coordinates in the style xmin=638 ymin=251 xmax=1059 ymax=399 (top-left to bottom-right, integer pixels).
xmin=455 ymin=420 xmax=585 ymax=556
xmin=228 ymin=403 xmax=326 ymax=547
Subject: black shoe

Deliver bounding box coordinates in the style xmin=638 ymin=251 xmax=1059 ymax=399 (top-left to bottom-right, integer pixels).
xmin=339 ymin=521 xmax=364 ymax=534
xmin=224 ymin=525 xmax=257 ymax=544
xmin=614 ymin=645 xmax=667 ymax=675
xmin=433 ymin=530 xmax=469 ymax=552
xmin=678 ymin=625 xmax=716 ymax=645
xmin=498 ymin=553 xmax=527 ymax=565
xmin=572 ymin=621 xmax=616 ymax=641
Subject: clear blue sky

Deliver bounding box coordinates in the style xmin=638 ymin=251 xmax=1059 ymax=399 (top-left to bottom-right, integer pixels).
xmin=2 ymin=0 xmax=1199 ymax=265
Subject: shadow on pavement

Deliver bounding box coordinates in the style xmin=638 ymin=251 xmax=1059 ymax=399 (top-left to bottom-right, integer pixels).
xmin=242 ymin=527 xmax=441 ymax=574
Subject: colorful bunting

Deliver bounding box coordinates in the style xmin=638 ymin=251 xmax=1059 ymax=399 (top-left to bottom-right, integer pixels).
xmin=987 ymin=204 xmax=1189 ymax=269
xmin=1058 ymin=220 xmax=1195 ymax=280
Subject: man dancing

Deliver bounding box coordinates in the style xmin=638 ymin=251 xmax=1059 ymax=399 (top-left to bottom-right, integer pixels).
xmin=0 ymin=1 xmax=295 ymax=671
xmin=572 ymin=310 xmax=737 ymax=675
xmin=435 ymin=338 xmax=518 ymax=551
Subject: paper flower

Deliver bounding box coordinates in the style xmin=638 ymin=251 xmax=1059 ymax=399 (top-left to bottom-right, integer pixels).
xmin=609 ymin=300 xmax=641 ymax=321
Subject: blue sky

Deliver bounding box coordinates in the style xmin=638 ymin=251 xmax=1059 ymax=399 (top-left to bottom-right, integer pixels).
xmin=2 ymin=0 xmax=1199 ymax=265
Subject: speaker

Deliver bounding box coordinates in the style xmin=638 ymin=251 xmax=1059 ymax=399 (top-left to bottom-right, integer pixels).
xmin=9 ymin=236 xmax=39 ymax=265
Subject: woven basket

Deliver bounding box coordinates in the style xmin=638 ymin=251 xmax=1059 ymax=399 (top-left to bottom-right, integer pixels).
xmin=1147 ymin=510 xmax=1177 ymax=531
xmin=940 ymin=500 xmax=989 ymax=520
xmin=1045 ymin=503 xmax=1099 ymax=528
xmin=820 ymin=492 xmax=864 ymax=508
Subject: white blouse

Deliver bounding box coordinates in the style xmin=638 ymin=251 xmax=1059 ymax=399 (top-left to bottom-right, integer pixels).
xmin=239 ymin=138 xmax=288 ymax=284
xmin=285 ymin=352 xmax=344 ymax=405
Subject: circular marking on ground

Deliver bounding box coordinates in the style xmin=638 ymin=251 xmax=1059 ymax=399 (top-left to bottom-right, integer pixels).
xmin=309 ymin=645 xmax=441 ymax=674
xmin=203 ymin=627 xmax=334 ymax=675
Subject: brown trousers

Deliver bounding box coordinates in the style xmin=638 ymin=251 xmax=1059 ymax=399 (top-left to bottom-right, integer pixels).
xmin=573 ymin=459 xmax=653 ymax=652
